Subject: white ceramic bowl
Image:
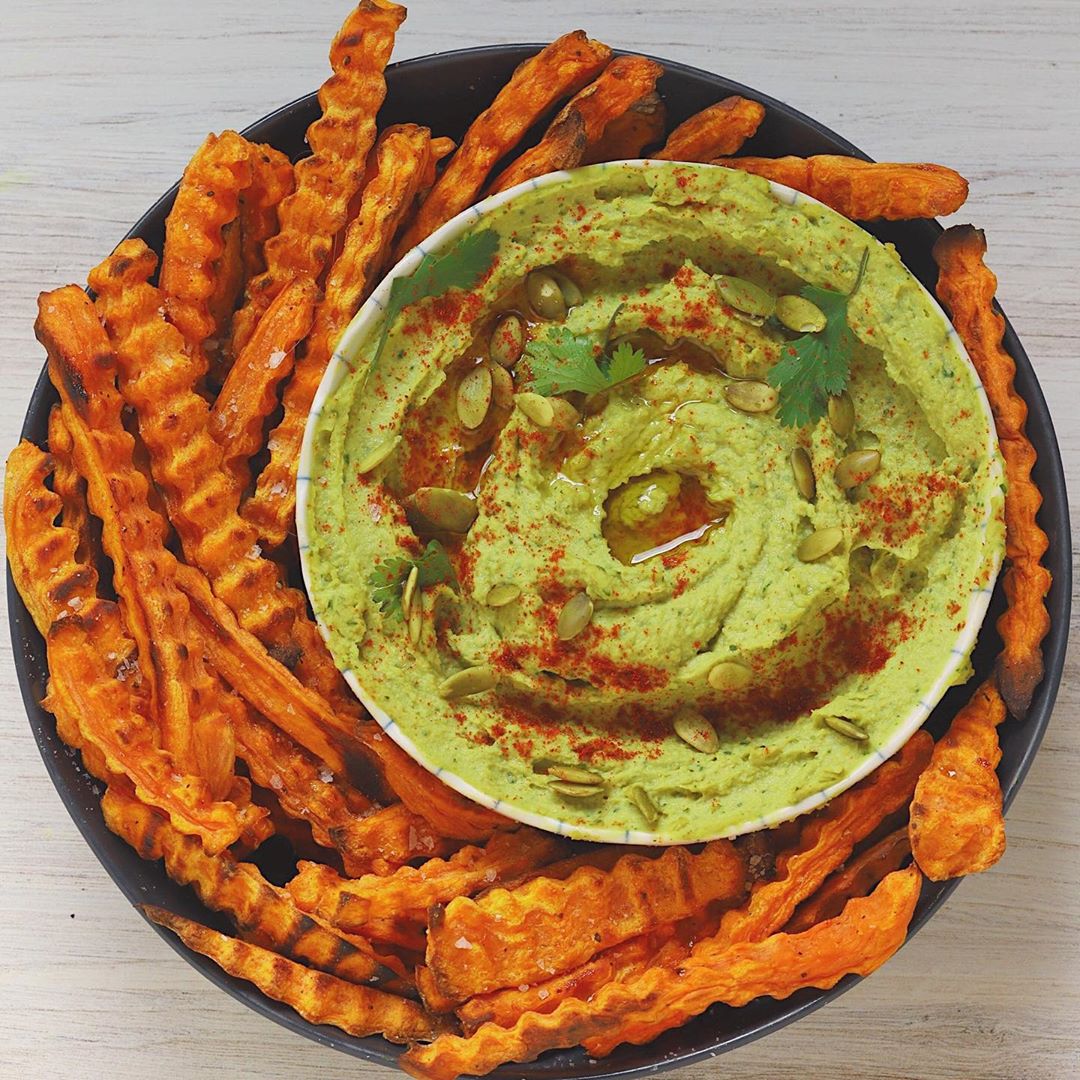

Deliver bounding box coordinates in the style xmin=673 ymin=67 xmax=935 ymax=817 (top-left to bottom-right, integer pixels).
xmin=298 ymin=160 xmax=1005 ymax=844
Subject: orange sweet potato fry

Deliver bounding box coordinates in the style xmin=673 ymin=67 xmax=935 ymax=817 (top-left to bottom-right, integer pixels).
xmin=141 ymin=904 xmax=447 ymax=1044
xmin=425 ymin=840 xmax=746 ymax=1002
xmin=229 ymin=0 xmax=405 ymax=355
xmin=238 ymin=142 xmax=295 ymax=285
xmin=46 ymin=406 xmax=94 ymax=565
xmin=909 ymin=679 xmax=1007 ymax=880
xmin=784 ymin=827 xmax=911 ymax=933
xmin=933 ymin=225 xmax=1051 ymax=719
xmin=209 ymin=275 xmax=317 ymax=495
xmin=160 ymin=130 xmax=254 ymax=355
xmin=713 ymin=155 xmax=969 ymax=220
xmin=581 ymin=90 xmax=666 ymax=164
xmin=328 ymin=802 xmax=459 ymax=877
xmin=243 ymin=124 xmax=434 ymax=550
xmin=402 ymin=867 xmax=921 ymax=1077
xmin=653 ymin=96 xmax=765 ymax=162
xmin=487 ymin=55 xmax=664 ymax=194
xmin=395 ymin=32 xmax=612 ymax=255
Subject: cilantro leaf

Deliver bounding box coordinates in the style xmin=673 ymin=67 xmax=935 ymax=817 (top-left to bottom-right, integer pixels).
xmin=368 ymin=540 xmax=457 ymax=618
xmin=766 ymin=249 xmax=869 ymax=428
xmin=525 ymin=327 xmax=647 ymax=397
xmin=371 ymin=228 xmax=500 ymax=371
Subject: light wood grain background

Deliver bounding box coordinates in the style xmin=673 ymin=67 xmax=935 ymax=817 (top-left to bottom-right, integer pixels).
xmin=1 ymin=2 xmax=1077 ymax=1078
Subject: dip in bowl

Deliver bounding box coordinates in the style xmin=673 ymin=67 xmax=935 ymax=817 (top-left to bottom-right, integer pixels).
xmin=299 ymin=160 xmax=1004 ymax=844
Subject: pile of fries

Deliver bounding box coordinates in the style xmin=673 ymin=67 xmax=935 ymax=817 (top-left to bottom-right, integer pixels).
xmin=6 ymin=4 xmax=1052 ymax=1075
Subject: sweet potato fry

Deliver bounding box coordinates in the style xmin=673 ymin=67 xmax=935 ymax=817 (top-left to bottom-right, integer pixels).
xmin=785 ymin=827 xmax=911 ymax=933
xmin=239 ymin=142 xmax=295 ymax=285
xmin=141 ymin=905 xmax=447 ymax=1044
xmin=933 ymin=225 xmax=1051 ymax=719
xmin=46 ymin=406 xmax=93 ymax=565
xmin=288 ymin=830 xmax=568 ymax=944
xmin=395 ymin=32 xmax=612 ymax=255
xmin=712 ymin=155 xmax=969 ymax=220
xmin=425 ymin=840 xmax=746 ymax=1002
xmin=328 ymin=802 xmax=459 ymax=876
xmin=402 ymin=867 xmax=921 ymax=1077
xmin=487 ymin=55 xmax=664 ymax=194
xmin=581 ymin=91 xmax=666 ymax=164
xmin=909 ymin=679 xmax=1007 ymax=880
xmin=229 ymin=0 xmax=405 ymax=355
xmin=206 ymin=220 xmax=245 ymax=352
xmin=653 ymin=96 xmax=765 ymax=162
xmin=160 ymin=130 xmax=254 ymax=355
xmin=243 ymin=124 xmax=434 ymax=550
xmin=210 ymin=275 xmax=317 ymax=495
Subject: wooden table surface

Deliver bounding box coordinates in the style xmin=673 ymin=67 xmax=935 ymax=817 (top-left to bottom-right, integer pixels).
xmin=1 ymin=2 xmax=1077 ymax=1077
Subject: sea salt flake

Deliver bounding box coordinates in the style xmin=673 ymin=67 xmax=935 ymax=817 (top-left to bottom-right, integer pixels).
xmin=317 ymin=767 xmax=334 ymax=784
xmin=269 ymin=773 xmax=284 ymax=791
xmin=267 ymin=350 xmax=287 ymax=370
xmin=454 ymin=937 xmax=473 ymax=950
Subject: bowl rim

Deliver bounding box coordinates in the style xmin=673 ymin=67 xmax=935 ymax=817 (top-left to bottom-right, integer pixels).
xmin=297 ymin=156 xmax=1005 ymax=846
xmin=8 ymin=42 xmax=1070 ymax=1078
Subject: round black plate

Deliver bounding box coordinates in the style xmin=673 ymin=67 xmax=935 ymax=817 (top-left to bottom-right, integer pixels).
xmin=10 ymin=45 xmax=1070 ymax=1077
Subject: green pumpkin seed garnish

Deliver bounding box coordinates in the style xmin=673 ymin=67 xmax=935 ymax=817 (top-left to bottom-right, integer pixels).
xmin=486 ymin=583 xmax=521 ymax=607
xmin=724 ymin=380 xmax=778 ymax=414
xmin=408 ymin=487 xmax=478 ymax=534
xmin=550 ymin=269 xmax=583 ymax=308
xmin=456 ymin=364 xmax=493 ymax=430
xmin=557 ymin=591 xmax=594 ymax=640
xmin=673 ymin=707 xmax=720 ymax=754
xmin=775 ymin=294 xmax=827 ymax=333
xmin=716 ymin=275 xmax=776 ymax=318
xmin=548 ymin=764 xmax=605 ymax=785
xmin=515 ymin=391 xmax=556 ymax=428
xmin=797 ymin=526 xmax=845 ymax=563
xmin=828 ymin=391 xmax=855 ymax=439
xmin=490 ymin=313 xmax=526 ymax=368
xmin=548 ymin=780 xmax=605 ymax=799
xmin=707 ymin=660 xmax=752 ymax=692
xmin=526 ymin=268 xmax=580 ymax=321
xmin=790 ymin=447 xmax=816 ymax=501
xmin=437 ymin=665 xmax=497 ymax=700
xmin=834 ymin=449 xmax=881 ymax=490
xmin=355 ymin=435 xmax=400 ymax=476
xmin=488 ymin=362 xmax=514 ymax=409
xmin=401 ymin=564 xmax=419 ymax=620
xmin=627 ymin=784 xmax=660 ymax=828
xmin=408 ymin=595 xmax=423 ymax=645
xmin=823 ymin=715 xmax=869 ymax=741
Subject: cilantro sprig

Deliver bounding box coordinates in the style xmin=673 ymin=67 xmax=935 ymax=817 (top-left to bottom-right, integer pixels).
xmin=371 ymin=228 xmax=500 ymax=371
xmin=368 ymin=540 xmax=456 ymax=618
xmin=525 ymin=327 xmax=647 ymax=397
xmin=766 ymin=248 xmax=870 ymax=427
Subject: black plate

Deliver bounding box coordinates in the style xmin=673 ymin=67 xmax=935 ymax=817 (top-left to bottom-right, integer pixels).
xmin=10 ymin=45 xmax=1070 ymax=1077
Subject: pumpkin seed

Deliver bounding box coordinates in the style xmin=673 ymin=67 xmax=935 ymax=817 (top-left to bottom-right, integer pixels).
xmin=548 ymin=764 xmax=605 ymax=786
xmin=775 ymin=294 xmax=827 ymax=333
xmin=486 ymin=583 xmax=521 ymax=607
xmin=526 ymin=269 xmax=568 ymax=321
xmin=489 ymin=313 xmax=526 ymax=368
xmin=548 ymin=780 xmax=605 ymax=799
xmin=673 ymin=707 xmax=720 ymax=754
xmin=823 ymin=715 xmax=869 ymax=741
xmin=627 ymin=784 xmax=660 ymax=828
xmin=457 ymin=365 xmax=493 ymax=430
xmin=408 ymin=596 xmax=423 ymax=645
xmin=401 ymin=564 xmax=419 ymax=620
xmin=557 ymin=591 xmax=594 ymax=640
xmin=707 ymin=660 xmax=752 ymax=692
xmin=834 ymin=449 xmax=881 ymax=490
xmin=790 ymin=447 xmax=816 ymax=501
xmin=828 ymin=391 xmax=855 ymax=439
xmin=515 ymin=392 xmax=555 ymax=428
xmin=437 ymin=665 xmax=497 ymax=700
xmin=724 ymin=380 xmax=778 ymax=414
xmin=552 ymin=269 xmax=583 ymax=307
xmin=548 ymin=397 xmax=581 ymax=431
xmin=797 ymin=526 xmax=845 ymax=562
xmin=716 ymin=275 xmax=775 ymax=318
xmin=355 ymin=435 xmax=400 ymax=475
xmin=489 ymin=362 xmax=514 ymax=409
xmin=409 ymin=487 xmax=478 ymax=533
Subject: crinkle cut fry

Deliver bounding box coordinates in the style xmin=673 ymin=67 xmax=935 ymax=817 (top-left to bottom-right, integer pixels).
xmin=712 ymin=155 xmax=969 ymax=220
xmin=140 ymin=905 xmax=449 ymax=1044
xmin=160 ymin=130 xmax=254 ymax=355
xmin=35 ymin=285 xmax=231 ymax=785
xmin=909 ymin=678 xmax=1007 ymax=880
xmin=229 ymin=0 xmax=405 ymax=355
xmin=329 ymin=802 xmax=459 ymax=877
xmin=46 ymin=406 xmax=93 ymax=565
xmin=242 ymin=124 xmax=434 ymax=550
xmin=425 ymin=840 xmax=746 ymax=1002
xmin=210 ymin=275 xmax=317 ymax=496
xmin=487 ymin=55 xmax=663 ymax=194
xmin=239 ymin=142 xmax=295 ymax=285
xmin=101 ymin=786 xmax=397 ymax=988
xmin=394 ymin=31 xmax=612 ymax=255
xmin=287 ymin=829 xmax=569 ymax=941
xmin=933 ymin=225 xmax=1051 ymax=719
xmin=580 ymin=90 xmax=666 ymax=165
xmin=402 ymin=867 xmax=921 ymax=1078
xmin=653 ymin=96 xmax=765 ymax=162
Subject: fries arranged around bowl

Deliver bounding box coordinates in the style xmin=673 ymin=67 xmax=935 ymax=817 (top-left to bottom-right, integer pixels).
xmin=5 ymin=3 xmax=1052 ymax=1077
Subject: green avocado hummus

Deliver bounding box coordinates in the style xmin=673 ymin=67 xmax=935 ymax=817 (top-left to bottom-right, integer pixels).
xmin=304 ymin=162 xmax=1004 ymax=842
